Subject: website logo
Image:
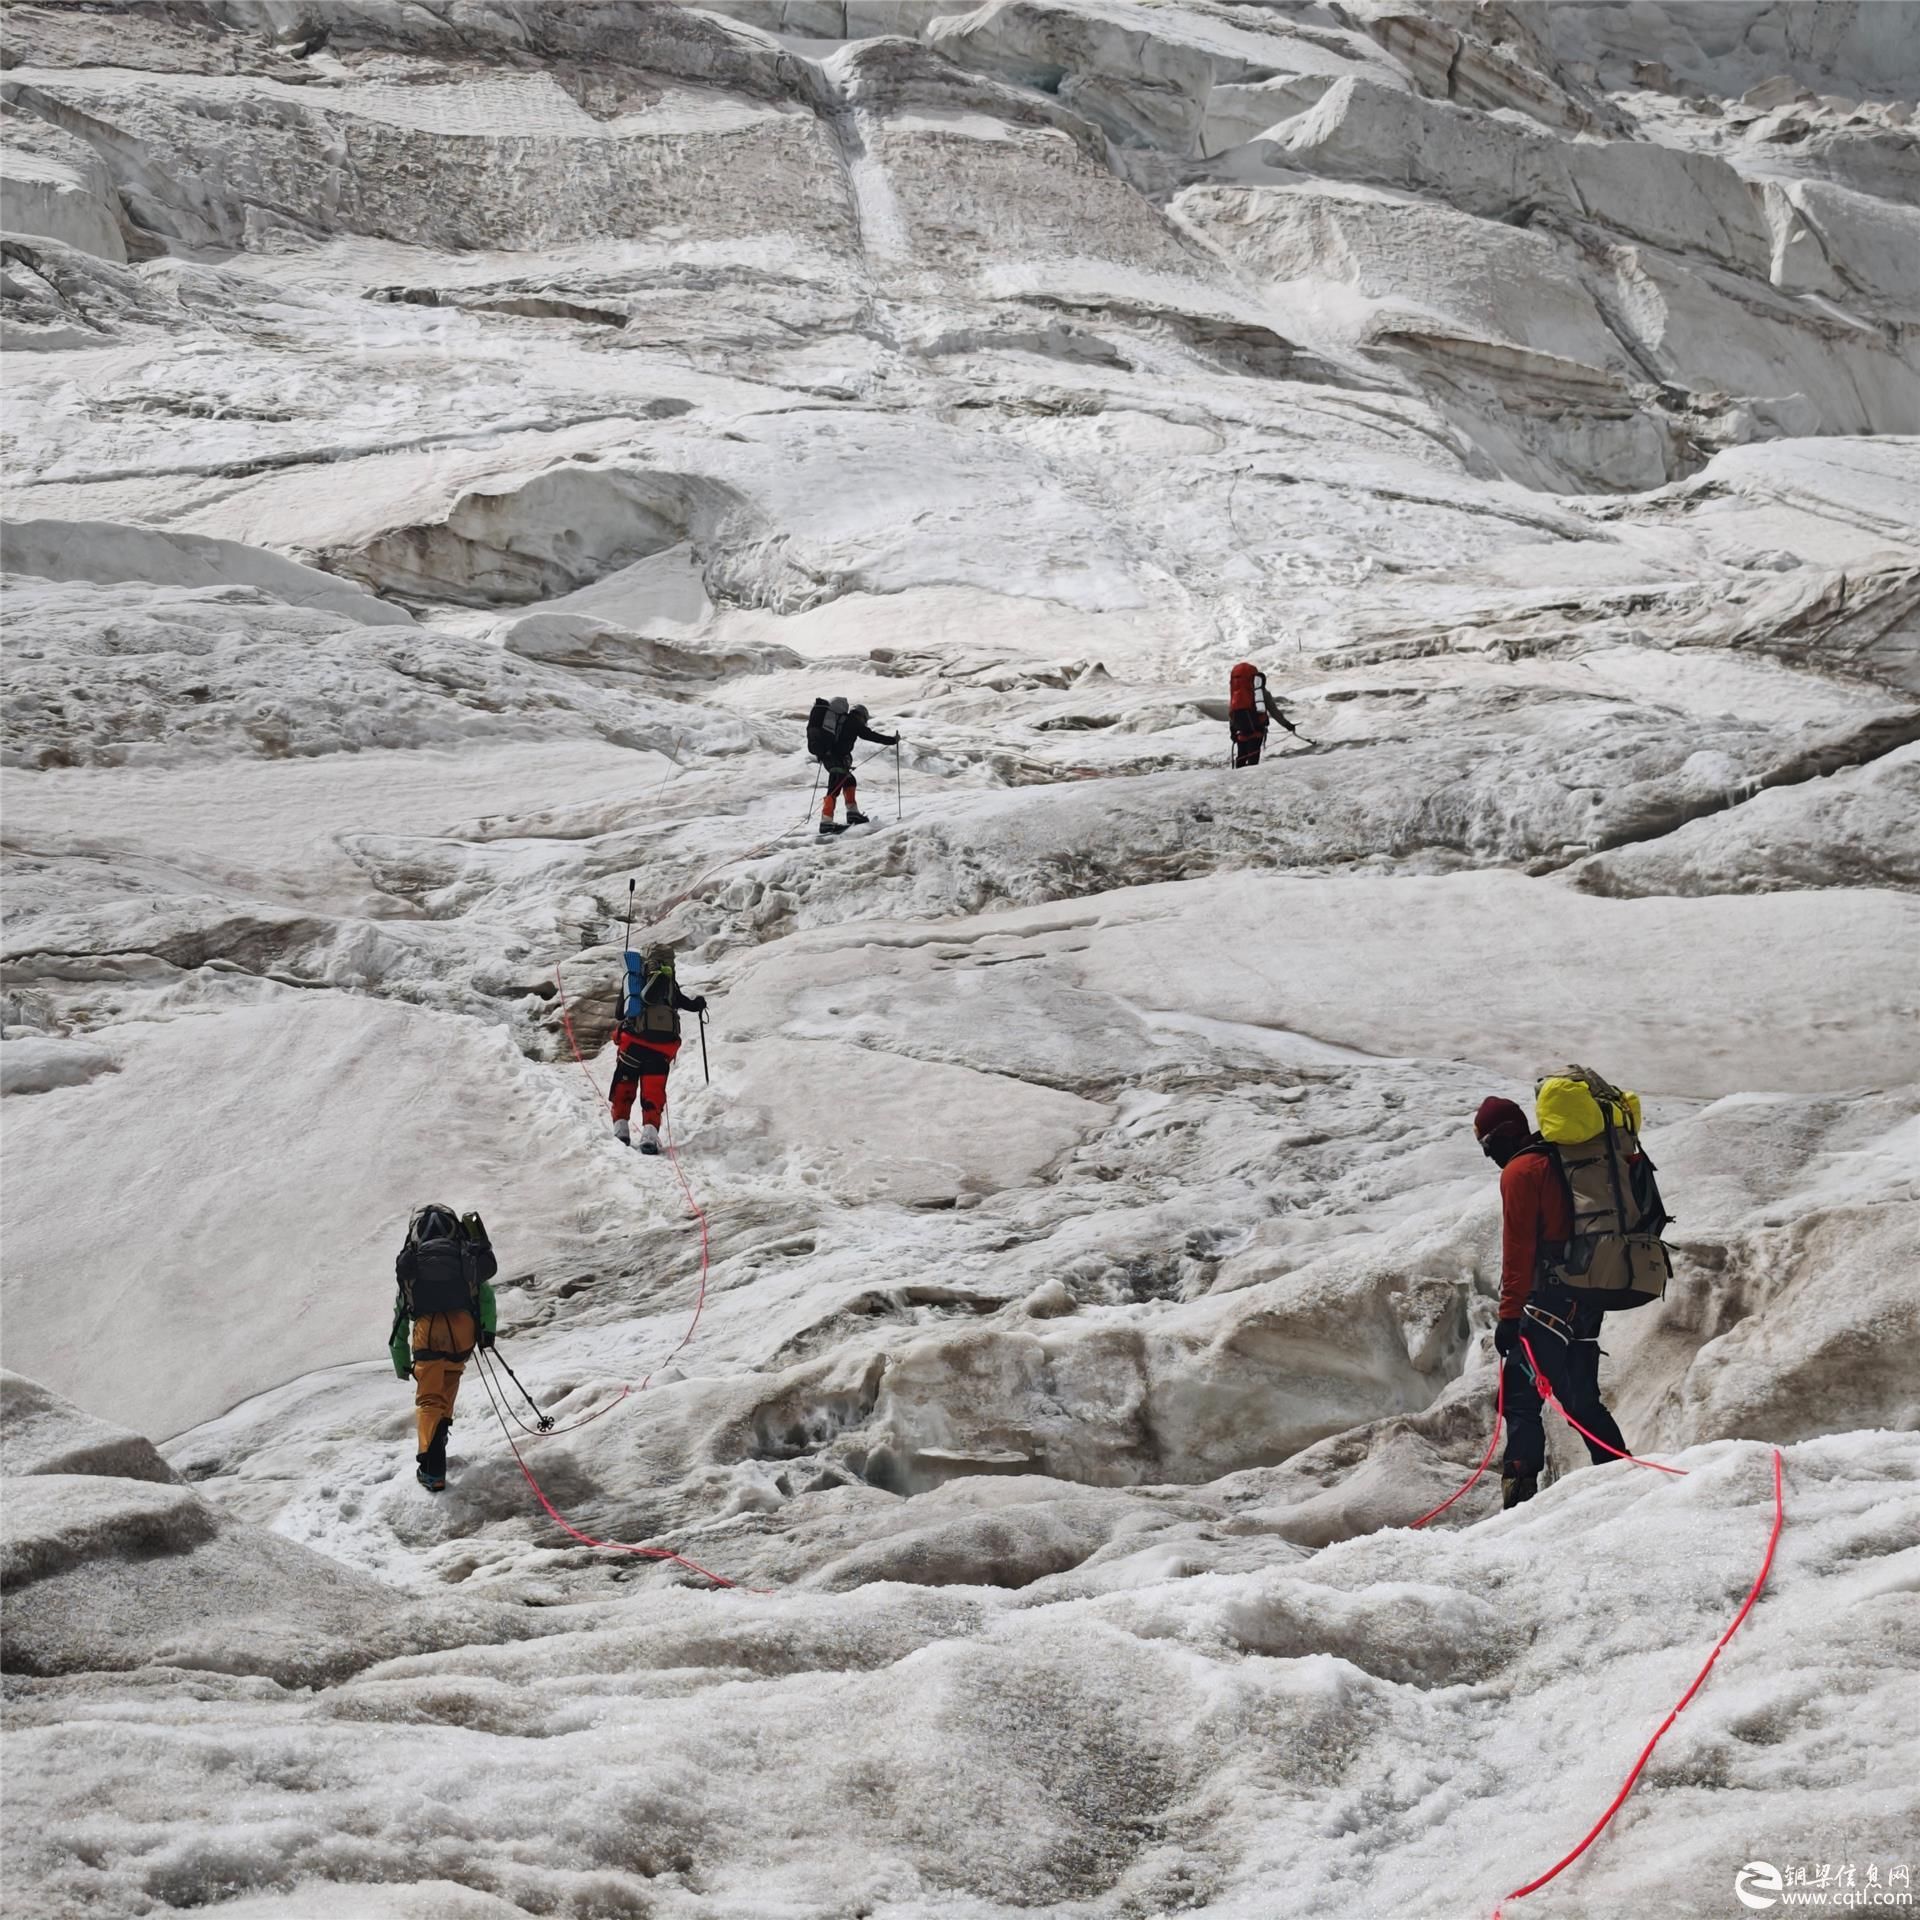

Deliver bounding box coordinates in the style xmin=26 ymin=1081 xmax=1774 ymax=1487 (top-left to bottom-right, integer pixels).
xmin=1738 ymin=1863 xmax=1785 ymax=1911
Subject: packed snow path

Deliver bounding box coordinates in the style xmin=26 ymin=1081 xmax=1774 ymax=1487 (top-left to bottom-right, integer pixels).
xmin=3 ymin=2 xmax=1918 ymax=1915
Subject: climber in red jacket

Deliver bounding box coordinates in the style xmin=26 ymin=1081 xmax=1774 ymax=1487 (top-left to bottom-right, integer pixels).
xmin=1474 ymin=1095 xmax=1631 ymax=1509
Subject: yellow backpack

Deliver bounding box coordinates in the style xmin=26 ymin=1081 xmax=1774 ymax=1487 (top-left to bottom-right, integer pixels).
xmin=1533 ymin=1064 xmax=1672 ymax=1309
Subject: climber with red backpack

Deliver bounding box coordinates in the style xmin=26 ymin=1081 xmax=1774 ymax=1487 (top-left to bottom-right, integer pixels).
xmin=806 ymin=694 xmax=899 ymax=834
xmin=389 ymin=1204 xmax=498 ymax=1492
xmin=1473 ymin=1067 xmax=1672 ymax=1509
xmin=610 ymin=942 xmax=707 ymax=1155
xmin=1227 ymin=661 xmax=1302 ymax=766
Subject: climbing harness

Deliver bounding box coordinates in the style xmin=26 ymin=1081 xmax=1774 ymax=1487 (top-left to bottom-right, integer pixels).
xmin=1491 ymin=1450 xmax=1785 ymax=1915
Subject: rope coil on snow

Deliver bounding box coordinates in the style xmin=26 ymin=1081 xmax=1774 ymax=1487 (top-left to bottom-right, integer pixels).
xmin=1492 ymin=1449 xmax=1786 ymax=1914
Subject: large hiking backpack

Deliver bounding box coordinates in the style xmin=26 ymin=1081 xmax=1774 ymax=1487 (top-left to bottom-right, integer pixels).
xmin=1228 ymin=662 xmax=1266 ymax=740
xmin=1534 ymin=1064 xmax=1672 ymax=1309
xmin=402 ymin=1205 xmax=477 ymax=1317
xmin=805 ymin=697 xmax=831 ymax=760
xmin=625 ymin=947 xmax=680 ymax=1040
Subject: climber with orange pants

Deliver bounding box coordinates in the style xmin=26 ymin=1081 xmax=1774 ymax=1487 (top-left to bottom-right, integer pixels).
xmin=806 ymin=694 xmax=899 ymax=834
xmin=1228 ymin=661 xmax=1301 ymax=766
xmin=610 ymin=943 xmax=707 ymax=1155
xmin=388 ymin=1204 xmax=498 ymax=1492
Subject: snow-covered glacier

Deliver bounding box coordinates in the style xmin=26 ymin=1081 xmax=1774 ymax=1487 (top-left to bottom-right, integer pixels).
xmin=2 ymin=2 xmax=1916 ymax=1915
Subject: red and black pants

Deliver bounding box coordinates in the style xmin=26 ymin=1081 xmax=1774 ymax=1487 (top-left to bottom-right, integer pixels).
xmin=611 ymin=1035 xmax=680 ymax=1127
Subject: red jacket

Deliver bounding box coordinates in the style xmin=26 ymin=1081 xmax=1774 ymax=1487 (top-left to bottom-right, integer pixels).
xmin=1497 ymin=1145 xmax=1571 ymax=1320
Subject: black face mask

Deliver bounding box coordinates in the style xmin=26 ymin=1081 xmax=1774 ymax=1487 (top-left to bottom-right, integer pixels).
xmin=1479 ymin=1129 xmax=1523 ymax=1168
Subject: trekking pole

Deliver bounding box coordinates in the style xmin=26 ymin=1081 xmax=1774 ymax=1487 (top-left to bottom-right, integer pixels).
xmin=623 ymin=878 xmax=635 ymax=952
xmin=803 ymin=765 xmax=822 ymax=827
xmin=487 ymin=1345 xmax=555 ymax=1432
xmin=698 ymin=1006 xmax=710 ymax=1086
xmin=895 ymin=738 xmax=902 ymax=821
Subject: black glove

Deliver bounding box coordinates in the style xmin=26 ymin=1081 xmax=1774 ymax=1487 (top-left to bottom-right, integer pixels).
xmin=461 ymin=1210 xmax=487 ymax=1243
xmin=688 ymin=994 xmax=708 ymax=1012
xmin=879 ymin=732 xmax=899 ymax=747
xmin=477 ymin=1328 xmax=495 ymax=1350
xmin=1494 ymin=1318 xmax=1520 ymax=1357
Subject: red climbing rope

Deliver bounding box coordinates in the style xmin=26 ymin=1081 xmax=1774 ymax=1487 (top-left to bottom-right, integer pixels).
xmin=489 ymin=957 xmax=753 ymax=1585
xmin=486 ymin=1386 xmax=746 ymax=1589
xmin=644 ymin=1114 xmax=710 ymax=1389
xmin=1409 ymin=1368 xmax=1505 ymax=1530
xmin=554 ymin=960 xmax=604 ymax=1103
xmin=475 ymin=1349 xmax=630 ymax=1438
xmin=1520 ymin=1336 xmax=1689 ymax=1477
xmin=1411 ymin=1322 xmax=1690 ymax=1531
xmin=1493 ymin=1448 xmax=1786 ymax=1915
xmin=549 ymin=962 xmax=710 ymax=1388
xmin=641 ymin=793 xmax=823 ymax=926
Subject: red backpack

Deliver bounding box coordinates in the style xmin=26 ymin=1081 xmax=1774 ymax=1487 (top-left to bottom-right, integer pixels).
xmin=1229 ymin=662 xmax=1258 ymax=711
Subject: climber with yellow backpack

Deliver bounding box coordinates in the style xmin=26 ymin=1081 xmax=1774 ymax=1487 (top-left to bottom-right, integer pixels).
xmin=1472 ymin=1066 xmax=1672 ymax=1509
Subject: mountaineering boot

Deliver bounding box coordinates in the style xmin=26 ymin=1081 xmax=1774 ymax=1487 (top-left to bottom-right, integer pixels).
xmin=416 ymin=1416 xmax=452 ymax=1493
xmin=843 ymin=807 xmax=870 ymax=826
xmin=818 ymin=818 xmax=845 ymax=836
xmin=1500 ymin=1468 xmax=1538 ymax=1511
xmin=612 ymin=1118 xmax=630 ymax=1145
xmin=639 ymin=1123 xmax=662 ymax=1155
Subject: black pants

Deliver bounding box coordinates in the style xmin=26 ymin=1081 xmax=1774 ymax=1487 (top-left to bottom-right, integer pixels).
xmin=1231 ymin=711 xmax=1264 ymax=767
xmin=1502 ymin=1286 xmax=1629 ymax=1473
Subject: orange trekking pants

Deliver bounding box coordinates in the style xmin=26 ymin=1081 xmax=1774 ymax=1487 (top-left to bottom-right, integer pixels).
xmin=412 ymin=1310 xmax=476 ymax=1453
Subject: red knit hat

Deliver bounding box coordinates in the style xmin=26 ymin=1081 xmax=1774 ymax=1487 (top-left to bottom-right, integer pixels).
xmin=1473 ymin=1095 xmax=1527 ymax=1141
